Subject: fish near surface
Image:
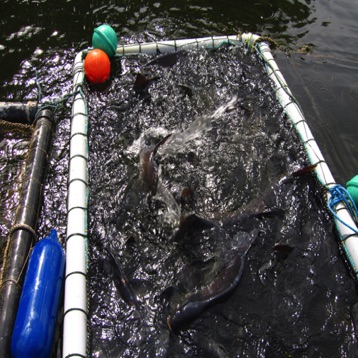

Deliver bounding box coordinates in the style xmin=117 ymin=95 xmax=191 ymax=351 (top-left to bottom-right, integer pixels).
xmin=167 ymin=230 xmax=258 ymax=333
xmin=171 ymin=213 xmax=217 ymax=242
xmin=139 ymin=134 xmax=172 ymax=195
xmin=105 ymin=247 xmax=140 ymax=313
xmin=133 ymin=73 xmax=160 ymax=96
xmin=145 ymin=51 xmax=186 ymax=68
xmin=102 ymin=73 xmax=160 ymax=114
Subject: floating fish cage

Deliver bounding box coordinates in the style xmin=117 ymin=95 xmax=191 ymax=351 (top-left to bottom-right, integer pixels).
xmin=65 ymin=33 xmax=358 ymax=357
xmin=0 ymin=33 xmax=357 ymax=357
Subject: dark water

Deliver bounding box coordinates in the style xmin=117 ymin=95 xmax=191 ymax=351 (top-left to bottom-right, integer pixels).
xmin=1 ymin=1 xmax=358 ymax=182
xmin=85 ymin=46 xmax=356 ymax=357
xmin=1 ymin=0 xmax=358 ymax=182
xmin=1 ymin=0 xmax=358 ymax=357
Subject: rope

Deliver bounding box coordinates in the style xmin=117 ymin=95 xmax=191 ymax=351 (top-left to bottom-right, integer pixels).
xmin=34 ymin=70 xmax=86 ymax=119
xmin=253 ymin=36 xmax=279 ymax=48
xmin=0 ymin=224 xmax=36 ymax=290
xmin=327 ymin=184 xmax=358 ymax=235
xmin=8 ymin=223 xmax=37 ymax=241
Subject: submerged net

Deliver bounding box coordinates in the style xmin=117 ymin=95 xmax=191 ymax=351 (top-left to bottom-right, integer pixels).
xmin=85 ymin=45 xmax=356 ymax=357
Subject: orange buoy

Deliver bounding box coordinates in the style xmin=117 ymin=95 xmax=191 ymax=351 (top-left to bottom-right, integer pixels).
xmin=84 ymin=49 xmax=111 ymax=83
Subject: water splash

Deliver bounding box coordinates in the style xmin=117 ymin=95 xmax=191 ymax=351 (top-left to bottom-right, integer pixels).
xmin=163 ymin=95 xmax=239 ymax=156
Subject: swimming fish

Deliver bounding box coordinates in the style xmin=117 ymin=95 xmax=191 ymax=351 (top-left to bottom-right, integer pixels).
xmin=133 ymin=73 xmax=160 ymax=96
xmin=139 ymin=134 xmax=172 ymax=195
xmin=180 ymin=187 xmax=195 ymax=211
xmin=171 ymin=213 xmax=217 ymax=242
xmin=291 ymin=163 xmax=318 ymax=177
xmin=146 ymin=51 xmax=186 ymax=68
xmin=167 ymin=231 xmax=257 ymax=332
xmin=105 ymin=247 xmax=140 ymax=311
xmin=279 ymin=163 xmax=318 ymax=185
xmin=273 ymin=243 xmax=294 ymax=260
xmin=178 ymin=84 xmax=193 ymax=97
xmin=102 ymin=73 xmax=160 ymax=114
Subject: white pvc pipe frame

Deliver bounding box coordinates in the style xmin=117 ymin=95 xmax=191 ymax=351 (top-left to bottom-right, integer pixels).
xmin=64 ymin=34 xmax=358 ymax=357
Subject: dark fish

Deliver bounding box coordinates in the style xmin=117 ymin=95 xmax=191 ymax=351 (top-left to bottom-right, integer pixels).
xmin=139 ymin=134 xmax=172 ymax=195
xmin=105 ymin=248 xmax=140 ymax=311
xmin=146 ymin=51 xmax=185 ymax=68
xmin=178 ymin=84 xmax=193 ymax=97
xmin=133 ymin=73 xmax=160 ymax=95
xmin=180 ymin=187 xmax=195 ymax=211
xmin=167 ymin=232 xmax=256 ymax=332
xmin=106 ymin=100 xmax=132 ymax=113
xmin=207 ymin=194 xmax=277 ymax=223
xmin=171 ymin=213 xmax=217 ymax=242
xmin=273 ymin=243 xmax=294 ymax=260
xmin=291 ymin=163 xmax=318 ymax=177
xmin=102 ymin=73 xmax=160 ymax=114
xmin=273 ymin=243 xmax=294 ymax=255
xmin=254 ymin=208 xmax=285 ymax=220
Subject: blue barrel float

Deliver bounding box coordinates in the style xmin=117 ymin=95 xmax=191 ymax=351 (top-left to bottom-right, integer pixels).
xmin=11 ymin=229 xmax=65 ymax=358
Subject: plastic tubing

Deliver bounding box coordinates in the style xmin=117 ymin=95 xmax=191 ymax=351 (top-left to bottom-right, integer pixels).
xmin=115 ymin=35 xmax=241 ymax=56
xmin=241 ymin=33 xmax=358 ymax=278
xmin=0 ymin=101 xmax=37 ymax=124
xmin=63 ymin=50 xmax=89 ymax=358
xmin=0 ymin=109 xmax=54 ymax=357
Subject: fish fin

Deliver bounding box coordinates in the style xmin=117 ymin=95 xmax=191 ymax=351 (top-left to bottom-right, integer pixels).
xmin=152 ymin=133 xmax=172 ymax=155
xmin=291 ymin=163 xmax=318 ymax=177
xmin=133 ymin=73 xmax=160 ymax=94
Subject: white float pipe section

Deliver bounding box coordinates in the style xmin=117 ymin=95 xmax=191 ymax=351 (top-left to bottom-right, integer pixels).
xmin=116 ymin=35 xmax=242 ymax=55
xmin=242 ymin=33 xmax=358 ymax=275
xmin=63 ymin=50 xmax=88 ymax=358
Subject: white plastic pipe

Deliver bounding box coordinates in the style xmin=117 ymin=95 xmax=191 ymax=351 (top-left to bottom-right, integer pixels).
xmin=63 ymin=50 xmax=88 ymax=358
xmin=116 ymin=35 xmax=242 ymax=55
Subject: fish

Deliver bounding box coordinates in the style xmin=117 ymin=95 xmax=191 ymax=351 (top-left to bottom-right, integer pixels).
xmin=273 ymin=243 xmax=294 ymax=255
xmin=180 ymin=187 xmax=195 ymax=211
xmin=171 ymin=213 xmax=217 ymax=242
xmin=102 ymin=73 xmax=160 ymax=114
xmin=105 ymin=247 xmax=141 ymax=312
xmin=279 ymin=163 xmax=318 ymax=185
xmin=139 ymin=134 xmax=172 ymax=195
xmin=146 ymin=51 xmax=186 ymax=68
xmin=167 ymin=231 xmax=257 ymax=333
xmin=178 ymin=84 xmax=193 ymax=97
xmin=273 ymin=243 xmax=294 ymax=260
xmin=291 ymin=163 xmax=318 ymax=177
xmin=133 ymin=73 xmax=160 ymax=96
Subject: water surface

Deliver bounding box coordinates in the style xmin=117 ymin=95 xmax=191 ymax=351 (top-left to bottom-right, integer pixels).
xmin=1 ymin=1 xmax=358 ymax=357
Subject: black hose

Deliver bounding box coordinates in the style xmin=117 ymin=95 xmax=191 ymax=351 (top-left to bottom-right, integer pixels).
xmin=0 ymin=101 xmax=38 ymax=124
xmin=0 ymin=109 xmax=54 ymax=357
